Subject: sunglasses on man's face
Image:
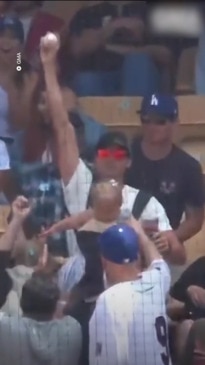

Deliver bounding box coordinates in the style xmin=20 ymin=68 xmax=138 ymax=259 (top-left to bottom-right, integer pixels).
xmin=97 ymin=148 xmax=128 ymax=160
xmin=141 ymin=117 xmax=168 ymax=125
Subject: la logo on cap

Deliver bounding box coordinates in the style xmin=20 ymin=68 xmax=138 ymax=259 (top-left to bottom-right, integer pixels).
xmin=151 ymin=94 xmax=158 ymax=106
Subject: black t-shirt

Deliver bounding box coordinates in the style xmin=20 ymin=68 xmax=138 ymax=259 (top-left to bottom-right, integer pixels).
xmin=171 ymin=256 xmax=205 ymax=302
xmin=171 ymin=256 xmax=205 ymax=319
xmin=0 ymin=251 xmax=12 ymax=309
xmin=126 ymin=139 xmax=205 ymax=229
xmin=74 ymin=231 xmax=104 ymax=299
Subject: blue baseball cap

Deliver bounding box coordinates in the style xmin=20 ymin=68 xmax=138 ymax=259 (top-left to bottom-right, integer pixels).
xmin=98 ymin=224 xmax=139 ymax=264
xmin=138 ymin=94 xmax=178 ymax=120
xmin=0 ymin=16 xmax=24 ymax=43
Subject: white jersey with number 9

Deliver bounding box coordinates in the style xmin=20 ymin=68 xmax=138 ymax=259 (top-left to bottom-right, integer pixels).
xmin=89 ymin=259 xmax=171 ymax=365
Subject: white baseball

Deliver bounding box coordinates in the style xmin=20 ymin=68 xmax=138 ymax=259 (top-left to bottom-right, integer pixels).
xmin=43 ymin=32 xmax=58 ymax=46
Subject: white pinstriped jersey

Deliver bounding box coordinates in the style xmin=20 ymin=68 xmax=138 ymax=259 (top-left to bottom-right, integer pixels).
xmin=89 ymin=259 xmax=171 ymax=365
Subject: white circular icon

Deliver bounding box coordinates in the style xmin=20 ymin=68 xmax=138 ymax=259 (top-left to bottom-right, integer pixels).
xmin=16 ymin=66 xmax=21 ymax=71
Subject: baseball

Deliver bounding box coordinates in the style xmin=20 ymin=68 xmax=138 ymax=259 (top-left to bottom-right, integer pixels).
xmin=44 ymin=32 xmax=58 ymax=44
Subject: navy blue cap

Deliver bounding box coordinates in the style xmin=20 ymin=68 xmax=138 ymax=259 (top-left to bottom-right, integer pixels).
xmin=138 ymin=94 xmax=178 ymax=119
xmin=98 ymin=224 xmax=139 ymax=264
xmin=0 ymin=16 xmax=24 ymax=43
xmin=95 ymin=131 xmax=130 ymax=154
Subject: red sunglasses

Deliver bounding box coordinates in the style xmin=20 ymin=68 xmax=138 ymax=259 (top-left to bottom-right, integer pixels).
xmin=97 ymin=148 xmax=128 ymax=160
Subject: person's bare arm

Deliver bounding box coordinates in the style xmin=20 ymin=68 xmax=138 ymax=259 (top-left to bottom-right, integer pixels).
xmin=40 ymin=209 xmax=93 ymax=238
xmin=167 ymin=296 xmax=185 ymax=320
xmin=1 ymin=170 xmax=20 ymax=203
xmin=175 ymin=206 xmax=204 ymax=242
xmin=176 ymin=161 xmax=205 ymax=242
xmin=0 ymin=196 xmax=31 ymax=252
xmin=154 ymin=230 xmax=186 ymax=265
xmin=40 ymin=34 xmax=79 ymax=185
xmin=0 ymin=216 xmax=21 ymax=252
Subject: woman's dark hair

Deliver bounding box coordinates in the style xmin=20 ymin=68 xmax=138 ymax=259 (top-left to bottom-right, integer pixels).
xmin=20 ymin=272 xmax=60 ymax=316
xmin=13 ymin=59 xmax=32 ymax=88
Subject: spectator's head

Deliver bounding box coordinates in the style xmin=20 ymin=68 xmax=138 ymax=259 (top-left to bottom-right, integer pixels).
xmin=0 ymin=16 xmax=24 ymax=66
xmin=91 ymin=179 xmax=122 ymax=223
xmin=94 ymin=132 xmax=131 ymax=181
xmin=20 ymin=272 xmax=60 ymax=320
xmin=98 ymin=224 xmax=140 ymax=286
xmin=139 ymin=94 xmax=178 ymax=144
xmin=11 ymin=1 xmax=44 ymax=13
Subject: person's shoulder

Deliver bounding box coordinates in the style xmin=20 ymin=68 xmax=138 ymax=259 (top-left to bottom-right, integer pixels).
xmin=98 ymin=282 xmax=132 ymax=304
xmin=173 ymin=146 xmax=202 ymax=170
xmin=123 ymin=184 xmax=140 ymax=196
xmin=145 ymin=195 xmax=168 ymax=217
xmin=61 ymin=315 xmax=81 ymax=333
xmin=142 ymin=194 xmax=172 ymax=230
xmin=0 ymin=313 xmax=19 ymax=326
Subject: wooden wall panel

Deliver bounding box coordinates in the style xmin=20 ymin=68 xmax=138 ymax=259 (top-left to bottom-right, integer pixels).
xmin=79 ymin=96 xmax=205 ymax=169
xmin=79 ymin=96 xmax=205 ymax=128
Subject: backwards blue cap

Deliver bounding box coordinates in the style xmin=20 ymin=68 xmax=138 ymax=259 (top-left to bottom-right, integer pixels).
xmin=139 ymin=93 xmax=178 ymax=120
xmin=0 ymin=16 xmax=24 ymax=43
xmin=98 ymin=224 xmax=139 ymax=264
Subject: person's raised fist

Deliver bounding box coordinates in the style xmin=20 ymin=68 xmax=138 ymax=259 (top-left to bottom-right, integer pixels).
xmin=12 ymin=196 xmax=31 ymax=222
xmin=40 ymin=32 xmax=60 ymax=64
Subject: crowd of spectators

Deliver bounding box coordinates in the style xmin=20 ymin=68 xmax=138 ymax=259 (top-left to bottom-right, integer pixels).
xmin=0 ymin=1 xmax=205 ymax=365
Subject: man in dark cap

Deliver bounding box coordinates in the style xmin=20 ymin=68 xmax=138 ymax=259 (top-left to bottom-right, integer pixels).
xmin=126 ymin=94 xmax=205 ymax=282
xmin=127 ymin=93 xmax=205 ymax=243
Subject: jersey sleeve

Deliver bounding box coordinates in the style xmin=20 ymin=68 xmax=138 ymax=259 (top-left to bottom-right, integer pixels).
xmin=62 ymin=159 xmax=92 ymax=215
xmin=89 ymin=293 xmax=118 ymax=365
xmin=149 ymin=259 xmax=171 ymax=296
xmin=0 ymin=140 xmax=10 ymax=170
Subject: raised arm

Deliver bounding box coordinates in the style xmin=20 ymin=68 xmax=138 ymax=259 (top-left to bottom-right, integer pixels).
xmin=0 ymin=196 xmax=31 ymax=252
xmin=40 ymin=33 xmax=79 ymax=185
xmin=39 ymin=209 xmax=93 ymax=238
xmin=130 ymin=217 xmax=171 ymax=294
